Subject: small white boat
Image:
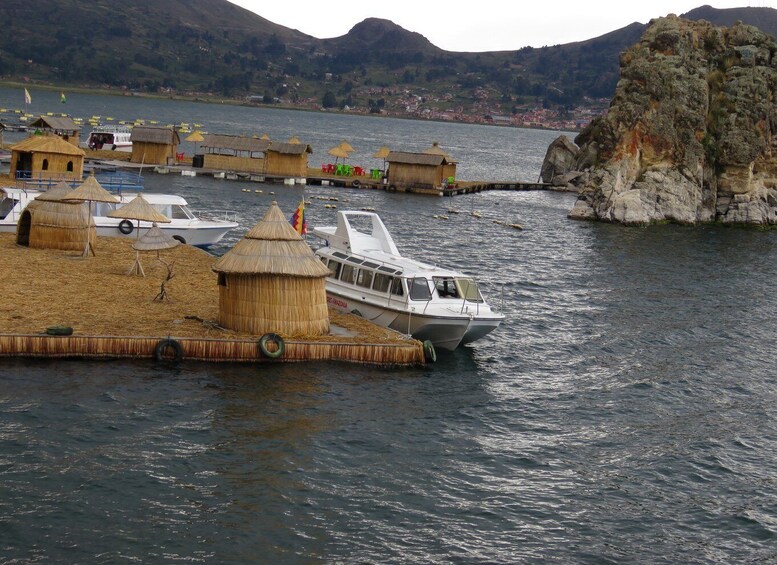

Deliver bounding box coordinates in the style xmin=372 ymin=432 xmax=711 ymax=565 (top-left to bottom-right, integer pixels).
xmin=311 ymin=211 xmax=504 ymax=350
xmin=82 ymin=125 xmax=132 ymax=152
xmin=0 ymin=186 xmax=238 ymax=248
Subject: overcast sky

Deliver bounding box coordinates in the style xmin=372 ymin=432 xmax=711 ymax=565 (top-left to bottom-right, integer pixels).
xmin=229 ymin=1 xmax=772 ymax=52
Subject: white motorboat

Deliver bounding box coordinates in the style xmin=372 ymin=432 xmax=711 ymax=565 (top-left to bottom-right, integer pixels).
xmin=82 ymin=125 xmax=132 ymax=152
xmin=0 ymin=186 xmax=238 ymax=248
xmin=311 ymin=210 xmax=504 ymax=350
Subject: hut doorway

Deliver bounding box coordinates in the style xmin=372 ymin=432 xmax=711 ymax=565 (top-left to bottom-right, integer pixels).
xmin=16 ymin=210 xmax=31 ymax=246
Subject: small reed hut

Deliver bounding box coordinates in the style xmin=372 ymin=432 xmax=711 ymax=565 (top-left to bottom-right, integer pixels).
xmin=16 ymin=181 xmax=94 ymax=251
xmin=10 ymin=135 xmax=85 ymax=182
xmin=385 ymin=150 xmax=457 ymax=190
xmin=28 ymin=116 xmax=81 ymax=147
xmin=130 ymin=125 xmax=180 ymax=165
xmin=212 ymin=201 xmax=331 ymax=336
xmin=264 ymin=142 xmax=312 ymax=177
xmin=201 ymin=134 xmax=270 ymax=173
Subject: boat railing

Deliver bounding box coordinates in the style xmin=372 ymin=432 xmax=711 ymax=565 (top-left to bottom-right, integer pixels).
xmin=14 ymin=170 xmax=144 ymax=195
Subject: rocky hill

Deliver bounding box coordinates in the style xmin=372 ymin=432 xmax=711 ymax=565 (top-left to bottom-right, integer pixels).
xmin=1 ymin=1 xmax=776 ymax=119
xmin=562 ymin=16 xmax=777 ymax=226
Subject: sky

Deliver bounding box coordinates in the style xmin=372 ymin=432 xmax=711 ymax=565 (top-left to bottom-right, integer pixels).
xmin=230 ymin=1 xmax=773 ymax=52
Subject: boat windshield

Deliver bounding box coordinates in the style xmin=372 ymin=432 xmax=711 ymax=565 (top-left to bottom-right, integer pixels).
xmin=152 ymin=204 xmax=196 ymax=220
xmin=409 ymin=277 xmax=432 ymax=301
xmin=454 ymin=278 xmax=484 ymax=303
xmin=0 ymin=195 xmax=18 ymax=220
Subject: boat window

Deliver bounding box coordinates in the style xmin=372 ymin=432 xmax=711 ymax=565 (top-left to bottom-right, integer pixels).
xmin=328 ymin=260 xmax=342 ymax=279
xmin=409 ymin=277 xmax=432 ymax=301
xmin=377 ymin=265 xmax=395 ymax=273
xmin=94 ymin=202 xmax=118 ymax=216
xmin=373 ymin=272 xmax=392 ymax=293
xmin=362 ymin=261 xmax=380 ymax=269
xmin=0 ymin=196 xmax=18 ymax=220
xmin=170 ymin=204 xmax=194 ymax=220
xmin=356 ymin=269 xmax=373 ymax=289
xmin=346 ymin=256 xmax=364 ymax=265
xmin=455 ymin=278 xmax=484 ymax=303
xmin=333 ymin=251 xmax=348 ymax=259
xmin=391 ymin=277 xmax=405 ymax=297
xmin=340 ymin=263 xmax=357 ymax=284
xmin=434 ymin=277 xmax=460 ymax=299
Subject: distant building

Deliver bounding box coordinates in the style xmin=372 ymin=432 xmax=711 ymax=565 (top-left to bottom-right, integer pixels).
xmin=27 ymin=116 xmax=81 ymax=147
xmin=385 ymin=150 xmax=457 ymax=190
xmin=130 ymin=126 xmax=180 ymax=165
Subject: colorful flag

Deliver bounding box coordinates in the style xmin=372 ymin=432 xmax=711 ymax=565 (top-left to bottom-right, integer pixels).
xmin=290 ymin=200 xmax=307 ymax=235
xmin=23 ymin=88 xmax=31 ymax=105
xmin=60 ymin=92 xmax=66 ymax=104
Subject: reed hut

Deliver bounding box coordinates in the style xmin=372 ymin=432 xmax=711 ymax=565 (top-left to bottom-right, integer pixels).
xmin=385 ymin=150 xmax=457 ymax=190
xmin=28 ymin=116 xmax=81 ymax=147
xmin=264 ymin=142 xmax=312 ymax=177
xmin=130 ymin=125 xmax=180 ymax=165
xmin=10 ymin=135 xmax=85 ymax=181
xmin=200 ymin=134 xmax=270 ymax=173
xmin=16 ymin=181 xmax=94 ymax=251
xmin=213 ymin=201 xmax=331 ymax=336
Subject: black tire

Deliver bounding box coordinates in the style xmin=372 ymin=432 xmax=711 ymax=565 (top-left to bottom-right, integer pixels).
xmin=259 ymin=333 xmax=285 ymax=359
xmin=154 ymin=338 xmax=183 ymax=363
xmin=352 ymin=180 xmax=360 ymax=188
xmin=172 ymin=235 xmax=186 ymax=244
xmin=118 ymin=219 xmax=134 ymax=235
xmin=423 ymin=340 xmax=437 ymax=363
xmin=45 ymin=325 xmax=73 ymax=336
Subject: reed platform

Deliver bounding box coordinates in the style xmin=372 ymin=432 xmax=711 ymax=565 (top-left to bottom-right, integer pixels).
xmin=0 ymin=233 xmax=426 ymax=366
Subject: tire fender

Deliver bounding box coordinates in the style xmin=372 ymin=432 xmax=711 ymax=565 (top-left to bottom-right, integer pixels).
xmin=259 ymin=333 xmax=285 ymax=359
xmin=423 ymin=340 xmax=437 ymax=363
xmin=118 ymin=219 xmax=134 ymax=235
xmin=352 ymin=179 xmax=360 ymax=188
xmin=154 ymin=338 xmax=183 ymax=362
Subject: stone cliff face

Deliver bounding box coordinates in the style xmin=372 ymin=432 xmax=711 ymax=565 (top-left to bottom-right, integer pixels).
xmin=567 ymin=15 xmax=777 ymax=226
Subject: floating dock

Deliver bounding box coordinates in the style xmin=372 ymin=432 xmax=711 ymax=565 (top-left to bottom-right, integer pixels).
xmin=0 ymin=233 xmax=426 ymax=366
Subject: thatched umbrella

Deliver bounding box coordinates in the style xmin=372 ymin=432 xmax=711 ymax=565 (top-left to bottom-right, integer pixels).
xmin=260 ymin=133 xmax=270 ymax=140
xmin=424 ymin=141 xmax=451 ymax=158
xmin=372 ymin=145 xmax=390 ymax=172
xmin=327 ymin=144 xmax=350 ymax=165
xmin=107 ymin=194 xmax=171 ymax=276
xmin=213 ymin=201 xmax=331 ymax=337
xmin=288 ymin=136 xmax=301 ymax=144
xmin=36 ymin=181 xmax=74 ymax=202
xmin=63 ymin=174 xmax=120 ymax=257
xmin=132 ymin=223 xmax=180 ymax=297
xmin=185 ymin=130 xmax=204 ymax=155
xmin=339 ymin=139 xmax=354 ymax=152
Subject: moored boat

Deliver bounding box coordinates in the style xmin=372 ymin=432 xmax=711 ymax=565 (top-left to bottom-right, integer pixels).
xmin=0 ymin=185 xmax=238 ymax=248
xmin=82 ymin=125 xmax=132 ymax=152
xmin=310 ymin=210 xmax=504 ymax=350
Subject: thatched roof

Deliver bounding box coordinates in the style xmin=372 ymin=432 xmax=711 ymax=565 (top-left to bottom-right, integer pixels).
xmin=11 ymin=135 xmax=85 ymax=156
xmin=266 ymin=142 xmax=312 ymax=155
xmin=130 ymin=125 xmax=180 ymax=145
xmin=386 ymin=151 xmax=451 ymax=166
xmin=201 ymin=134 xmax=270 ymax=153
xmin=29 ymin=116 xmax=79 ymax=132
xmin=64 ymin=175 xmax=120 ymax=204
xmin=133 ymin=224 xmax=180 ymax=251
xmin=36 ymin=181 xmax=74 ymax=202
xmin=107 ymin=194 xmax=170 ymax=223
xmin=213 ymin=202 xmax=330 ymax=277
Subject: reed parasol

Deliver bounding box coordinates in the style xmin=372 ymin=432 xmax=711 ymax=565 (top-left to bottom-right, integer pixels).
xmin=107 ymin=194 xmax=171 ymax=276
xmin=424 ymin=141 xmax=451 ymax=158
xmin=327 ymin=144 xmax=350 ymax=164
xmin=339 ymin=139 xmax=355 ymax=152
xmin=133 ymin=223 xmax=181 ymax=296
xmin=288 ymin=136 xmax=301 ymax=144
xmin=372 ymin=145 xmax=390 ymax=172
xmin=63 ymin=174 xmax=119 ymax=257
xmin=185 ymin=130 xmax=204 ymax=155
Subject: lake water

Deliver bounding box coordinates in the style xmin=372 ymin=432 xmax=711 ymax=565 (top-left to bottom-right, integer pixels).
xmin=1 ymin=87 xmax=776 ymax=563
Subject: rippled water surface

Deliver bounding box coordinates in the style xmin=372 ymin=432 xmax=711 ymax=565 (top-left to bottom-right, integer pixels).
xmin=1 ymin=88 xmax=777 ymax=563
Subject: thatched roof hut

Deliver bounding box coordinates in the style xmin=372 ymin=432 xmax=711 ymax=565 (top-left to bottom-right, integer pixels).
xmin=28 ymin=116 xmax=80 ymax=146
xmin=385 ymin=150 xmax=457 ymax=189
xmin=213 ymin=201 xmax=331 ymax=336
xmin=130 ymin=125 xmax=180 ymax=165
xmin=17 ymin=185 xmax=94 ymax=251
xmin=201 ymin=134 xmax=270 ymax=173
xmin=10 ymin=135 xmax=85 ymax=181
xmin=264 ymin=142 xmax=312 ymax=177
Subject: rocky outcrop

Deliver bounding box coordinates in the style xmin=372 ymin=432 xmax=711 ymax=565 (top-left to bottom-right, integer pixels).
xmin=540 ymin=135 xmax=579 ymax=188
xmin=565 ymin=15 xmax=777 ymax=226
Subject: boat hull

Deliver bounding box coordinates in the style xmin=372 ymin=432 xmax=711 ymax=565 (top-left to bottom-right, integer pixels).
xmin=325 ymin=289 xmax=501 ymax=351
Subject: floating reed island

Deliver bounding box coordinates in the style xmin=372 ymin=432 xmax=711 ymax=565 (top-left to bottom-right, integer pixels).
xmin=0 ymin=203 xmax=427 ymax=366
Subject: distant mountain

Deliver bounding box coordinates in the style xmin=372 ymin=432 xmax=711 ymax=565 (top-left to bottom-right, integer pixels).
xmin=0 ymin=2 xmax=774 ymax=118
